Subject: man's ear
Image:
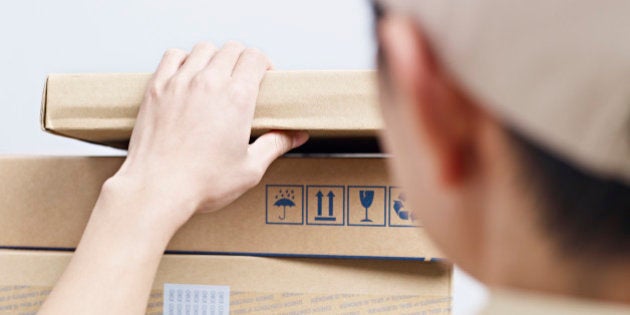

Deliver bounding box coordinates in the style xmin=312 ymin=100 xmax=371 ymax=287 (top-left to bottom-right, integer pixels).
xmin=378 ymin=15 xmax=479 ymax=187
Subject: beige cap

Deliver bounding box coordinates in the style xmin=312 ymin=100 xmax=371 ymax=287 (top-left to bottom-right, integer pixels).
xmin=379 ymin=0 xmax=630 ymax=185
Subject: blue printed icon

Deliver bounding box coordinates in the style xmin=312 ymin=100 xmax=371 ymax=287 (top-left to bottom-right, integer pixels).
xmin=359 ymin=190 xmax=375 ymax=222
xmin=274 ymin=189 xmax=296 ymax=220
xmin=315 ymin=190 xmax=335 ymax=221
xmin=389 ymin=186 xmax=419 ymax=227
xmin=393 ymin=193 xmax=410 ymax=220
xmin=266 ymin=185 xmax=303 ymax=225
xmin=348 ymin=186 xmax=386 ymax=227
xmin=306 ymin=185 xmax=344 ymax=225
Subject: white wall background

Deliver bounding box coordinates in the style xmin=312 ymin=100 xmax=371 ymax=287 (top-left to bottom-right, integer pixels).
xmin=0 ymin=0 xmax=487 ymax=313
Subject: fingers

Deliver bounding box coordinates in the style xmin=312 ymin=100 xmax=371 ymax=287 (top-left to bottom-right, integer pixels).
xmin=203 ymin=41 xmax=246 ymax=77
xmin=229 ymin=48 xmax=272 ymax=130
xmin=248 ymin=131 xmax=309 ymax=170
xmin=177 ymin=42 xmax=217 ymax=77
xmin=153 ymin=48 xmax=187 ymax=86
xmin=232 ymin=48 xmax=272 ymax=86
xmin=157 ymin=41 xmax=269 ymax=87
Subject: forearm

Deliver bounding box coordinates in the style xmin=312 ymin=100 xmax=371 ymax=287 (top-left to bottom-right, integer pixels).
xmin=37 ymin=42 xmax=305 ymax=314
xmin=39 ymin=179 xmax=179 ymax=315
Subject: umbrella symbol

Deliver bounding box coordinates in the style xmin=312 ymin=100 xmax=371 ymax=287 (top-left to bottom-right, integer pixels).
xmin=274 ymin=189 xmax=296 ymax=220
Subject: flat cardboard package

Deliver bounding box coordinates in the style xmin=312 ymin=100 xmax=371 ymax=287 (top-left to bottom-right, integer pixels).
xmin=0 ymin=156 xmax=441 ymax=260
xmin=41 ymin=71 xmax=381 ymax=147
xmin=0 ymin=250 xmax=451 ymax=314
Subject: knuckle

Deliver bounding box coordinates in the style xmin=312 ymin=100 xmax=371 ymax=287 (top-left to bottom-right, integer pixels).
xmin=168 ymin=74 xmax=189 ymax=90
xmin=228 ymin=82 xmax=256 ymax=104
xmin=273 ymin=135 xmax=288 ymax=152
xmin=267 ymin=134 xmax=291 ymax=156
xmin=146 ymin=83 xmax=162 ymax=98
xmin=190 ymin=74 xmax=209 ymax=89
xmin=195 ymin=72 xmax=226 ymax=90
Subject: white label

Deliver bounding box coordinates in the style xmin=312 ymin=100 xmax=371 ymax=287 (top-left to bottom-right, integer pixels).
xmin=163 ymin=283 xmax=230 ymax=315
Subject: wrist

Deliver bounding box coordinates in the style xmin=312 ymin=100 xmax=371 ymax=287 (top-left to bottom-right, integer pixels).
xmin=95 ymin=175 xmax=196 ymax=244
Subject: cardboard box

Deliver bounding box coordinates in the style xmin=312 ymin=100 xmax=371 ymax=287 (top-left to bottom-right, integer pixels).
xmin=0 ymin=156 xmax=441 ymax=260
xmin=0 ymin=250 xmax=452 ymax=314
xmin=41 ymin=71 xmax=381 ymax=147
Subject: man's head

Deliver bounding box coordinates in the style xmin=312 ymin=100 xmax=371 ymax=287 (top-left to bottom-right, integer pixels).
xmin=372 ymin=0 xmax=630 ymax=299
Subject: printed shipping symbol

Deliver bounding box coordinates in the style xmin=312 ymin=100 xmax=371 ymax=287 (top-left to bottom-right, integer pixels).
xmin=359 ymin=190 xmax=375 ymax=222
xmin=393 ymin=192 xmax=415 ymax=221
xmin=315 ymin=190 xmax=336 ymax=221
xmin=274 ymin=189 xmax=296 ymax=220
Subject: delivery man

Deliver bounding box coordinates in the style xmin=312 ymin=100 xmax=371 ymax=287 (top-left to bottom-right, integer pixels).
xmin=38 ymin=0 xmax=629 ymax=314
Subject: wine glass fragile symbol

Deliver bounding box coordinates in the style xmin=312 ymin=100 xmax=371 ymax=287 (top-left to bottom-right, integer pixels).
xmin=359 ymin=190 xmax=375 ymax=222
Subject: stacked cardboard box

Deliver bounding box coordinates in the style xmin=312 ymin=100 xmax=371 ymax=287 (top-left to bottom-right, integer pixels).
xmin=0 ymin=71 xmax=452 ymax=314
xmin=0 ymin=251 xmax=451 ymax=314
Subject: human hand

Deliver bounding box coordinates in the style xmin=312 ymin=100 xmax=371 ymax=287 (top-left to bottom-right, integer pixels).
xmin=105 ymin=41 xmax=308 ymax=233
xmin=40 ymin=41 xmax=309 ymax=315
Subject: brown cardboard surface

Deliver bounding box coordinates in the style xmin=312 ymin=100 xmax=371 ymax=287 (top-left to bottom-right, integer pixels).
xmin=0 ymin=250 xmax=452 ymax=314
xmin=41 ymin=70 xmax=381 ymax=146
xmin=0 ymin=156 xmax=441 ymax=259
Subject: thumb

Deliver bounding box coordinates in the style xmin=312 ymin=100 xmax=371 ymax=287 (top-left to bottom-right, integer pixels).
xmin=248 ymin=130 xmax=309 ymax=169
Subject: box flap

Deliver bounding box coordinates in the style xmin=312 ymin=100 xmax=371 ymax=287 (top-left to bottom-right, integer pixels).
xmin=42 ymin=70 xmax=382 ymax=148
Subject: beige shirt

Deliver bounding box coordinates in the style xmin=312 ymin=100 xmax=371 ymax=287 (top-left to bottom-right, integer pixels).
xmin=479 ymin=289 xmax=630 ymax=315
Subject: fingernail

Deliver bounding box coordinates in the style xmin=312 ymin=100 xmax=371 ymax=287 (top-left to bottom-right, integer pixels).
xmin=292 ymin=131 xmax=309 ymax=147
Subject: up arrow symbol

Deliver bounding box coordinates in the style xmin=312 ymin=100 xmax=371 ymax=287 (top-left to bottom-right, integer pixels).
xmin=316 ymin=191 xmax=324 ymax=216
xmin=326 ymin=191 xmax=335 ymax=217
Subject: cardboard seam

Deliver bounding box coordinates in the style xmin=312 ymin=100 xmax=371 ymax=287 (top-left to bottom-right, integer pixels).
xmin=39 ymin=76 xmax=49 ymax=132
xmin=0 ymin=246 xmax=436 ymax=261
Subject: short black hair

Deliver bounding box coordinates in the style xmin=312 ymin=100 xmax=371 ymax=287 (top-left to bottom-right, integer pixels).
xmin=371 ymin=1 xmax=630 ymax=260
xmin=508 ymin=129 xmax=630 ymax=259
